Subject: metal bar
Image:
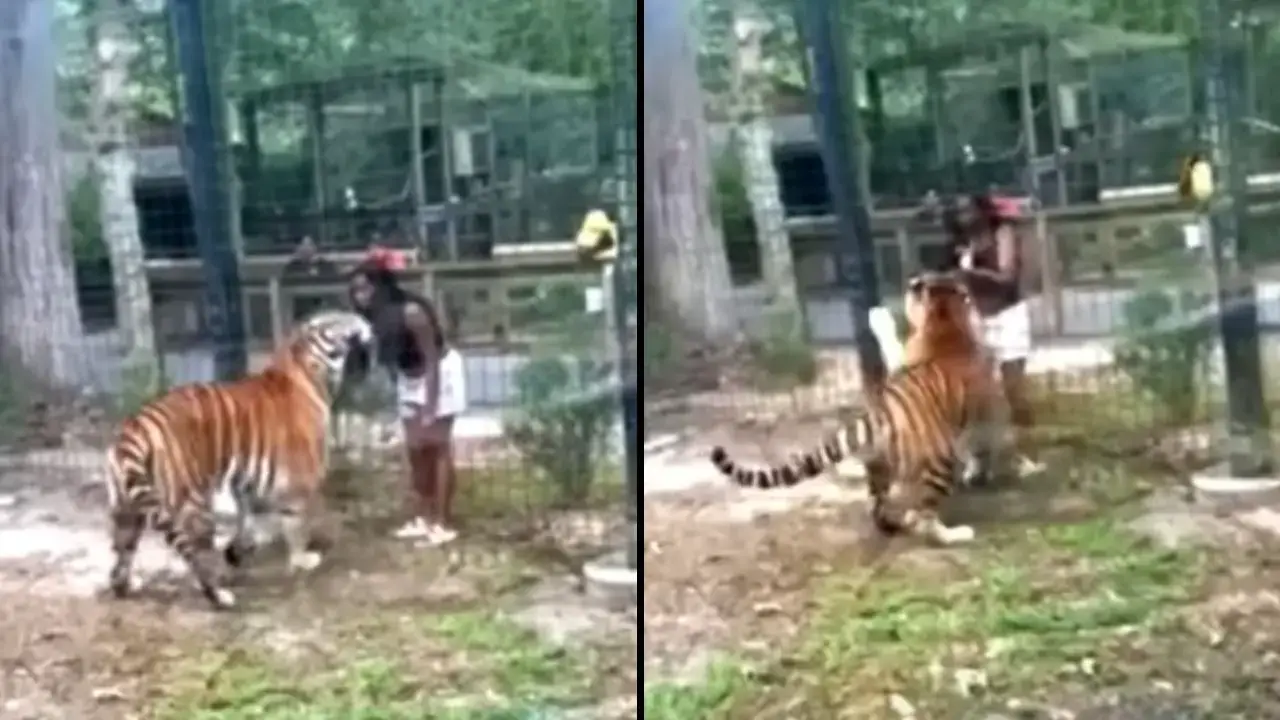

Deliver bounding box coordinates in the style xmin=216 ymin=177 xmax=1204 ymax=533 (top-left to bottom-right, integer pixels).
xmin=168 ymin=0 xmax=246 ymax=380
xmin=611 ymin=0 xmax=639 ymax=572
xmin=796 ymin=0 xmax=885 ymax=385
xmin=1199 ymin=0 xmax=1272 ymax=474
xmin=408 ymin=82 xmax=427 ymax=245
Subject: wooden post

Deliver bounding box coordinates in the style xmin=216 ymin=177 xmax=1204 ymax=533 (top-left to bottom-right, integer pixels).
xmin=267 ymin=275 xmax=284 ymax=347
xmin=866 ymin=69 xmax=885 ymax=148
xmin=308 ymin=85 xmax=328 ymax=245
xmin=925 ymin=63 xmax=947 ymax=166
xmin=895 ymin=226 xmax=912 ymax=288
xmin=1042 ymin=39 xmax=1068 ymax=207
xmin=435 ymin=76 xmax=458 ymax=260
xmin=408 ymin=81 xmax=427 ymax=247
xmin=240 ymin=99 xmax=261 ymax=187
xmin=1087 ymin=60 xmax=1105 ymax=187
xmin=1036 ymin=212 xmax=1063 ymax=336
xmin=602 ymin=262 xmax=618 ymax=373
xmin=419 ymin=267 xmax=435 ymax=304
xmin=1018 ymin=45 xmax=1040 ymax=197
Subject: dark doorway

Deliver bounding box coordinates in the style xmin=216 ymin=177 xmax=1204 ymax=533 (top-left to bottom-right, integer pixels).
xmin=134 ymin=181 xmax=197 ymax=259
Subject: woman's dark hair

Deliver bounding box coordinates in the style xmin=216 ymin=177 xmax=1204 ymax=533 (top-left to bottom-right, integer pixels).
xmin=349 ymin=261 xmax=446 ymax=372
xmin=349 ymin=261 xmax=408 ymax=313
xmin=934 ymin=193 xmax=1014 ymax=270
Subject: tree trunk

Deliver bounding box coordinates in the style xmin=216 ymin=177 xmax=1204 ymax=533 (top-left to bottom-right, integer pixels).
xmin=730 ymin=0 xmax=801 ymax=323
xmin=643 ymin=0 xmax=736 ymax=346
xmin=89 ymin=0 xmax=161 ymax=399
xmin=0 ymin=0 xmax=87 ymax=390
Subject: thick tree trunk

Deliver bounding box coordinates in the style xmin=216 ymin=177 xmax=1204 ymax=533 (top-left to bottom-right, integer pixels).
xmin=90 ymin=0 xmax=161 ymax=398
xmin=0 ymin=0 xmax=87 ymax=390
xmin=730 ymin=1 xmax=801 ymax=322
xmin=643 ymin=0 xmax=736 ymax=346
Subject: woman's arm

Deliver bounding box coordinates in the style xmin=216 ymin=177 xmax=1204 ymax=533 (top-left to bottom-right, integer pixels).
xmin=405 ymin=303 xmax=442 ymax=417
xmin=960 ymin=224 xmax=1019 ymax=285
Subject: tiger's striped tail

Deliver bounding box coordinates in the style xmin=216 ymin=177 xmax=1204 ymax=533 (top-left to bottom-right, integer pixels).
xmin=710 ymin=412 xmax=877 ymax=489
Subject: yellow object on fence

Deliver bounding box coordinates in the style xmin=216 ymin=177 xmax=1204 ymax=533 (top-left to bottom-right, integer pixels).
xmin=1178 ymin=153 xmax=1214 ymax=205
xmin=575 ymin=209 xmax=618 ymax=263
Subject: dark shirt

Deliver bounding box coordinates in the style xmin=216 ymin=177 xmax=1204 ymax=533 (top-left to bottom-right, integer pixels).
xmin=373 ymin=294 xmax=448 ymax=376
xmin=966 ymin=232 xmax=1022 ymax=312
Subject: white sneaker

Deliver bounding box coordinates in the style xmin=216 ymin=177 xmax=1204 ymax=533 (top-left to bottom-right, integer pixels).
xmin=1017 ymin=455 xmax=1047 ymax=477
xmin=427 ymin=524 xmax=459 ymax=545
xmin=393 ymin=518 xmax=432 ymax=540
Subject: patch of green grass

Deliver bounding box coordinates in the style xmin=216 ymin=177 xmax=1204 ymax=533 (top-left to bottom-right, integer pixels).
xmin=152 ymin=610 xmax=595 ymax=720
xmin=422 ymin=611 xmax=592 ymax=704
xmin=642 ymin=659 xmax=753 ymax=720
xmin=458 ymin=464 xmax=625 ymax=523
xmin=681 ymin=514 xmax=1215 ymax=717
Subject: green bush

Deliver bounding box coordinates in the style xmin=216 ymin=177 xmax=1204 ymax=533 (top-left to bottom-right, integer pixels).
xmin=1114 ymin=272 xmax=1215 ymax=425
xmin=505 ymin=303 xmax=617 ymax=508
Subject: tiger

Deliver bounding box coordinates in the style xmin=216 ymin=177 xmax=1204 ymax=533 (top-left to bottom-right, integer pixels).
xmin=710 ymin=271 xmax=1002 ymax=546
xmin=103 ymin=309 xmax=375 ymax=610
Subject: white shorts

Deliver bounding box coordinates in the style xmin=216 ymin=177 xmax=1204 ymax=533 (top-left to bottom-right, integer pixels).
xmin=396 ymin=349 xmax=468 ymax=421
xmin=982 ymin=301 xmax=1032 ymax=363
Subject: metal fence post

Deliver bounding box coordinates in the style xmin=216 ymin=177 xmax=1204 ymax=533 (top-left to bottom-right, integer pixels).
xmin=1198 ymin=0 xmax=1272 ymax=474
xmin=168 ymin=0 xmax=247 ymax=380
xmin=796 ymin=0 xmax=886 ymax=386
xmin=609 ymin=0 xmax=639 ymax=571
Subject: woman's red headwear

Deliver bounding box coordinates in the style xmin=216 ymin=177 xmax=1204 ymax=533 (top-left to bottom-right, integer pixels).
xmin=981 ymin=194 xmax=1025 ymax=220
xmin=365 ymin=244 xmax=407 ymax=271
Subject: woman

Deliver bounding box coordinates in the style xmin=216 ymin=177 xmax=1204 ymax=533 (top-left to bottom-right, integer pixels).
xmin=940 ymin=193 xmax=1043 ymax=477
xmin=349 ymin=254 xmax=467 ymax=543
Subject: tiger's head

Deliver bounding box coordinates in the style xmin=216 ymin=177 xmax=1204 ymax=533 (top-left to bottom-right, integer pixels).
xmin=286 ymin=309 xmax=377 ymax=394
xmin=902 ymin=271 xmax=983 ymax=360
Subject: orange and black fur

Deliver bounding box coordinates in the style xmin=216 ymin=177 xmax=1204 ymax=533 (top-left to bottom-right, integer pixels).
xmin=104 ymin=310 xmax=374 ymax=609
xmin=710 ymin=272 xmax=1000 ymax=545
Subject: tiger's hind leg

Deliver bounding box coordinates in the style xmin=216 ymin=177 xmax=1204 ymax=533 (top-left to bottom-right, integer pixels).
xmin=107 ymin=508 xmax=145 ymax=598
xmin=910 ymin=509 xmax=976 ymax=546
xmin=222 ymin=492 xmax=260 ymax=570
xmin=164 ymin=506 xmax=237 ymax=610
xmin=870 ymin=464 xmax=975 ymax=547
xmin=278 ymin=495 xmax=324 ymax=574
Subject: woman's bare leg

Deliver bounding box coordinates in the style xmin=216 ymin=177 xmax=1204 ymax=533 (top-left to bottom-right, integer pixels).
xmin=409 ymin=444 xmax=439 ymax=522
xmin=424 ymin=415 xmax=455 ymax=538
xmin=1000 ymin=358 xmax=1042 ymax=473
xmin=396 ymin=420 xmax=439 ymax=537
xmin=434 ymin=417 xmax=457 ymax=530
xmin=1000 ymin=358 xmax=1033 ymax=430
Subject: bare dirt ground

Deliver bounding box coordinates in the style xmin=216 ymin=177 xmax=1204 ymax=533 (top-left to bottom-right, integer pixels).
xmin=641 ymin=406 xmax=1280 ymax=719
xmin=0 ymin=433 xmax=637 ymax=719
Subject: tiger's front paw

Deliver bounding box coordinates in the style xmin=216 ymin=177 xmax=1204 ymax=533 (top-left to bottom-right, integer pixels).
xmin=936 ymin=524 xmax=975 ymax=545
xmin=288 ymin=551 xmax=323 ymax=573
xmin=223 ymin=539 xmax=255 ymax=568
xmin=959 ymin=456 xmax=990 ymax=488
